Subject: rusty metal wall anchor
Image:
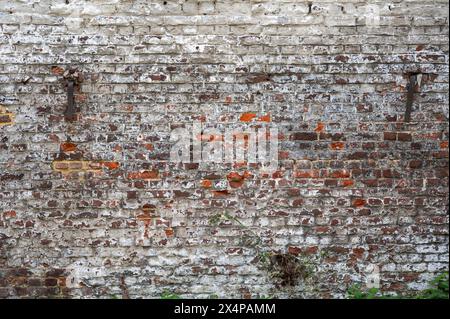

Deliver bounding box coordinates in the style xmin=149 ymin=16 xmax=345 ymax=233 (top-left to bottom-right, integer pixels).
xmin=404 ymin=73 xmax=422 ymax=122
xmin=62 ymin=68 xmax=82 ymax=121
xmin=65 ymin=79 xmax=76 ymax=119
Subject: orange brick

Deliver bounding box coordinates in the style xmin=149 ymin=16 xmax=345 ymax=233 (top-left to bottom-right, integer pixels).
xmin=315 ymin=122 xmax=325 ymax=132
xmin=165 ymin=228 xmax=175 ymax=237
xmin=341 ymin=179 xmax=354 ymax=187
xmin=330 ymin=142 xmax=345 ymax=150
xmin=60 ymin=142 xmax=77 ymax=152
xmin=201 ymin=179 xmax=212 ymax=188
xmin=258 ymin=114 xmax=271 ymax=122
xmin=101 ymin=161 xmax=120 ymax=170
xmin=239 ymin=112 xmax=256 ymax=122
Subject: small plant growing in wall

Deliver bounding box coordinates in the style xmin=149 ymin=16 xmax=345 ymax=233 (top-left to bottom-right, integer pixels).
xmin=160 ymin=290 xmax=181 ymax=299
xmin=416 ymin=272 xmax=449 ymax=299
xmin=347 ymin=285 xmax=387 ymax=299
xmin=265 ymin=253 xmax=313 ymax=287
xmin=209 ymin=211 xmax=326 ymax=297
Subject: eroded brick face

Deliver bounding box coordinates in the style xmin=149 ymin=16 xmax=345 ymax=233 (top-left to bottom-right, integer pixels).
xmin=0 ymin=1 xmax=449 ymax=299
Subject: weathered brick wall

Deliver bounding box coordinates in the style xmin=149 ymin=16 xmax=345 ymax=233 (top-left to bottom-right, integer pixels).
xmin=0 ymin=0 xmax=448 ymax=298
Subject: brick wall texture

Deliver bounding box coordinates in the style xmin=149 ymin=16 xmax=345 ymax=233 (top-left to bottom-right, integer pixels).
xmin=0 ymin=0 xmax=449 ymax=299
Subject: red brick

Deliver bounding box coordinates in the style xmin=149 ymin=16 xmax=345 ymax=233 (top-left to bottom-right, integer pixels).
xmin=0 ymin=115 xmax=12 ymax=123
xmin=352 ymin=198 xmax=366 ymax=207
xmin=290 ymin=132 xmax=317 ymax=141
xmin=246 ymin=73 xmax=271 ymax=83
xmin=409 ymin=160 xmax=422 ymax=169
xmin=397 ymin=132 xmax=412 ymax=142
xmin=329 ymin=170 xmax=350 ymax=178
xmin=127 ymin=170 xmax=159 ymax=180
xmin=384 ymin=132 xmax=397 ymax=141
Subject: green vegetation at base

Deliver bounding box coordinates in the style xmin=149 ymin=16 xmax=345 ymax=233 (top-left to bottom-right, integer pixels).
xmin=347 ymin=272 xmax=449 ymax=299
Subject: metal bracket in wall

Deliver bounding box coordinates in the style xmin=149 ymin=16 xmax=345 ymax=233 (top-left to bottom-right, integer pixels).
xmin=65 ymin=79 xmax=76 ymax=120
xmin=404 ymin=73 xmax=422 ymax=122
xmin=62 ymin=68 xmax=83 ymax=121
